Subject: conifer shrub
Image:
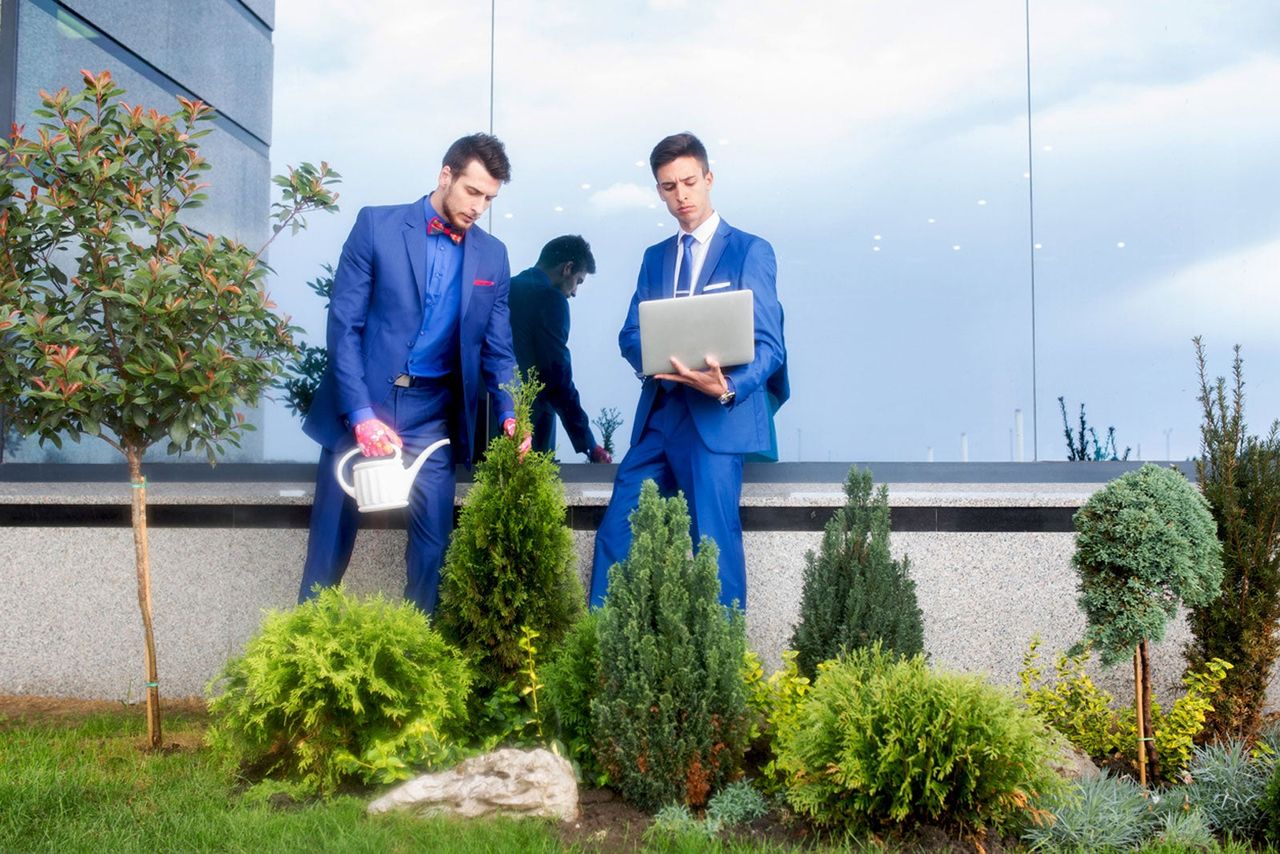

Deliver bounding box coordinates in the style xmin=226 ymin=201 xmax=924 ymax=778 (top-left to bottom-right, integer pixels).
xmin=542 ymin=610 xmax=605 ymax=782
xmin=206 ymin=587 xmax=471 ymax=795
xmin=1186 ymin=339 xmax=1280 ymax=739
xmin=438 ymin=374 xmax=584 ymax=692
xmin=591 ymin=481 xmax=750 ymax=810
xmin=777 ymin=645 xmax=1060 ymax=836
xmin=790 ymin=466 xmax=923 ymax=678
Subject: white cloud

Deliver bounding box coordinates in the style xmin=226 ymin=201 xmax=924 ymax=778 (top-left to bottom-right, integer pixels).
xmin=1115 ymin=236 xmax=1280 ymax=338
xmin=588 ymin=182 xmax=655 ymax=214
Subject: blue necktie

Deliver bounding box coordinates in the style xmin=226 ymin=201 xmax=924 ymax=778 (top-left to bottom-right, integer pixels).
xmin=675 ymin=233 xmax=695 ymax=297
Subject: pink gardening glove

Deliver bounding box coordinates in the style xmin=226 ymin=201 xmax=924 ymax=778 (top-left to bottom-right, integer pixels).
xmin=503 ymin=418 xmax=532 ymax=460
xmin=354 ymin=418 xmax=402 ymax=457
xmin=589 ymin=445 xmax=612 ymax=464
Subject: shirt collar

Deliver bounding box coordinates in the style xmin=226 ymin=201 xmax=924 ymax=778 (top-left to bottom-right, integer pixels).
xmin=680 ymin=210 xmax=720 ymax=245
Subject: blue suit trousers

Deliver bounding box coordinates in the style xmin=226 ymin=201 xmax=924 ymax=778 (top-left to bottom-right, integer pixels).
xmin=589 ymin=387 xmax=746 ymax=609
xmin=299 ymin=382 xmax=456 ymax=614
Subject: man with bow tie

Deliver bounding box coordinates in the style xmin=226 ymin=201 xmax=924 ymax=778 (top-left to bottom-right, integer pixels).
xmin=299 ymin=133 xmax=525 ymax=614
xmin=589 ymin=132 xmax=790 ymax=611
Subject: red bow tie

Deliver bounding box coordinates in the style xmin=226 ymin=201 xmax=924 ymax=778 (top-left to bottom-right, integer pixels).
xmin=428 ymin=216 xmax=463 ymax=244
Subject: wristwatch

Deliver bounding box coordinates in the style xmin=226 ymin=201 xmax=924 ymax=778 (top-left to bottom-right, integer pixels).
xmin=718 ymin=388 xmax=736 ymax=407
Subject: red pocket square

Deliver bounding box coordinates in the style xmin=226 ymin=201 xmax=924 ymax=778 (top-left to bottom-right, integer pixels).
xmin=473 ymin=279 xmax=495 ymax=287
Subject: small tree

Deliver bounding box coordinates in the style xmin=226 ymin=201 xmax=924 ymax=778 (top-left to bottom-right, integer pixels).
xmin=790 ymin=466 xmax=923 ymax=677
xmin=1072 ymin=463 xmax=1224 ymax=784
xmin=438 ymin=372 xmax=584 ymax=693
xmin=1058 ymin=396 xmax=1131 ymax=461
xmin=592 ymin=406 xmax=624 ymax=457
xmin=591 ymin=480 xmax=750 ymax=810
xmin=0 ymin=70 xmax=339 ymax=747
xmin=1185 ymin=339 xmax=1280 ymax=739
xmin=279 ymin=262 xmax=333 ymax=419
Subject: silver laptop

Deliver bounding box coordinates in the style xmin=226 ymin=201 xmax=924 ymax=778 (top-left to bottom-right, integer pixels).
xmin=638 ymin=289 xmax=755 ymax=376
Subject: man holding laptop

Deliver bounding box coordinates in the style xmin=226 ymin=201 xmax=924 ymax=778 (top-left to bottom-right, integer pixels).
xmin=589 ymin=132 xmax=789 ymax=610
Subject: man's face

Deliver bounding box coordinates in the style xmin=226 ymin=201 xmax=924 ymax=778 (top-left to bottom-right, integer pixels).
xmin=655 ymin=156 xmax=714 ymax=232
xmin=556 ymin=263 xmax=587 ymax=298
xmin=435 ymin=159 xmax=500 ymax=231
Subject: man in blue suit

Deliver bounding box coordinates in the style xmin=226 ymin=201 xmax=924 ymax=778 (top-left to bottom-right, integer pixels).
xmin=300 ymin=133 xmax=525 ymax=614
xmin=508 ymin=235 xmax=611 ymax=462
xmin=590 ymin=132 xmax=789 ymax=610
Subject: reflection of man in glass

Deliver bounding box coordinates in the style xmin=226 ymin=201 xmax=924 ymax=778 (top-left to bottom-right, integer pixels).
xmin=299 ymin=133 xmax=525 ymax=615
xmin=508 ymin=235 xmax=612 ymax=462
xmin=590 ymin=132 xmax=789 ymax=610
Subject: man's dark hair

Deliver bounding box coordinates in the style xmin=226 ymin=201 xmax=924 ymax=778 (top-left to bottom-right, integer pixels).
xmin=537 ymin=235 xmax=596 ymax=275
xmin=649 ymin=132 xmax=709 ymax=178
xmin=443 ymin=133 xmax=511 ymax=183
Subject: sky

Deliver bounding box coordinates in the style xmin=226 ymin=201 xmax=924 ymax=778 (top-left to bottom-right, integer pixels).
xmin=260 ymin=0 xmax=1280 ymax=463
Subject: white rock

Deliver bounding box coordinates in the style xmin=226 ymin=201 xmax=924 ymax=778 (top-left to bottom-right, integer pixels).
xmin=367 ymin=747 xmax=579 ymax=822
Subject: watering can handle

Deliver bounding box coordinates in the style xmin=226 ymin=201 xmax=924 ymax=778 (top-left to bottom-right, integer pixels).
xmin=335 ymin=444 xmax=402 ymax=498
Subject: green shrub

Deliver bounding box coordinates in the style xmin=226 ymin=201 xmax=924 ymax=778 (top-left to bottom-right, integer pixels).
xmin=206 ymin=587 xmax=471 ymax=795
xmin=790 ymin=467 xmax=923 ymax=678
xmin=1260 ymin=760 xmax=1280 ymax=844
xmin=1024 ymin=774 xmax=1157 ymax=851
xmin=778 ymin=645 xmax=1060 ymax=836
xmin=542 ymin=610 xmax=604 ymax=782
xmin=743 ymin=649 xmax=813 ymax=795
xmin=1184 ymin=740 xmax=1274 ymax=839
xmin=706 ymin=780 xmax=768 ymax=829
xmin=1151 ymin=808 xmax=1216 ymax=851
xmin=1186 ymin=339 xmax=1280 ymax=739
xmin=438 ymin=374 xmax=584 ymax=692
xmin=1019 ymin=637 xmax=1231 ymax=782
xmin=591 ymin=481 xmax=751 ymax=810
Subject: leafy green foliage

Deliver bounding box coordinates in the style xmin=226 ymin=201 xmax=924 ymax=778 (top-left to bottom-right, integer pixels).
xmin=1019 ymin=637 xmax=1232 ymax=781
xmin=743 ymin=649 xmax=813 ymax=795
xmin=205 ymin=587 xmax=471 ymax=795
xmin=591 ymin=481 xmax=751 ymax=810
xmin=1073 ymin=463 xmax=1224 ymax=665
xmin=0 ymin=70 xmax=339 ymax=462
xmin=279 ymin=263 xmax=334 ymax=419
xmin=592 ymin=406 xmax=624 ymax=456
xmin=1186 ymin=339 xmax=1280 ymax=739
xmin=542 ymin=610 xmax=606 ymax=783
xmin=1150 ymin=808 xmax=1216 ymax=851
xmin=438 ymin=373 xmax=584 ymax=692
xmin=706 ymin=780 xmax=769 ymax=828
xmin=1059 ymin=396 xmax=1132 ymax=461
xmin=790 ymin=467 xmax=923 ymax=678
xmin=1259 ymin=760 xmax=1280 ymax=844
xmin=778 ymin=645 xmax=1060 ymax=836
xmin=1024 ymin=773 xmax=1158 ymax=851
xmin=1183 ymin=740 xmax=1275 ymax=839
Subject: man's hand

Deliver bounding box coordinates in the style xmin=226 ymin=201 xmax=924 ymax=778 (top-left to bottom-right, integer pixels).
xmin=589 ymin=445 xmax=612 ymax=464
xmin=654 ymin=355 xmax=730 ymax=399
xmin=503 ymin=417 xmax=532 ymax=460
xmin=354 ymin=418 xmax=402 ymax=457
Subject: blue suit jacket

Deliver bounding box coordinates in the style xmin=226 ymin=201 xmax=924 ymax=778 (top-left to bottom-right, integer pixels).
xmin=620 ymin=218 xmax=789 ymax=456
xmin=303 ymin=197 xmax=517 ymax=461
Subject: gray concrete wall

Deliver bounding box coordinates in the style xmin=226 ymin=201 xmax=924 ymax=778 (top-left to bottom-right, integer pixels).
xmin=0 ymin=480 xmax=1221 ymax=707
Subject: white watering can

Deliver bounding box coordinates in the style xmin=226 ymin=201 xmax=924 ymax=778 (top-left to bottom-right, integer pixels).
xmin=335 ymin=438 xmax=451 ymax=513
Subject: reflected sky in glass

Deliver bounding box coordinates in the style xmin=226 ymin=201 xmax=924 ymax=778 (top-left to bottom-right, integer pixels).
xmin=263 ymin=1 xmax=1280 ymax=463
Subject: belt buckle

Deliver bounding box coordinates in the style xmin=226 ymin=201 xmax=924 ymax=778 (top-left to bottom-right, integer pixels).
xmin=393 ymin=374 xmax=411 ymax=388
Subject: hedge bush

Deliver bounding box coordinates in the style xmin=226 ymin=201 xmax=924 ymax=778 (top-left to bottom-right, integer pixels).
xmin=206 ymin=587 xmax=471 ymax=795
xmin=778 ymin=645 xmax=1060 ymax=836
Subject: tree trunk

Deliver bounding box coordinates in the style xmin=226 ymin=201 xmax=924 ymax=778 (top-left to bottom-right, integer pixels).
xmin=127 ymin=447 xmax=162 ymax=748
xmin=1133 ymin=646 xmax=1147 ymax=787
xmin=1140 ymin=639 xmax=1158 ymax=783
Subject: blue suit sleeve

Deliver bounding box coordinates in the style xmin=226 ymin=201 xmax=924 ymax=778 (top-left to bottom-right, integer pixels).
xmin=480 ymin=254 xmax=517 ymax=423
xmin=723 ymin=239 xmax=783 ymax=403
xmin=534 ymin=296 xmax=596 ymax=453
xmin=327 ymin=207 xmax=376 ymax=417
xmin=618 ymin=263 xmax=647 ymax=375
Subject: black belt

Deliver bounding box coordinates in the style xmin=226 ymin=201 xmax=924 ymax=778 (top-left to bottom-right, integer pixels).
xmin=393 ymin=374 xmax=445 ymax=388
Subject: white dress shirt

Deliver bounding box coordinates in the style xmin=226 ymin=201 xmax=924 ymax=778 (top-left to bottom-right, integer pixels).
xmin=672 ymin=211 xmax=721 ymax=297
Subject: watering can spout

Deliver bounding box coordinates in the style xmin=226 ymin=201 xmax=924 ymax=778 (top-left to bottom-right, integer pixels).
xmin=406 ymin=437 xmax=451 ymax=481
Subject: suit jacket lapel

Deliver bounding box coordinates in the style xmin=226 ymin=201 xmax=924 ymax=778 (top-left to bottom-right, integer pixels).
xmin=695 ymin=218 xmax=732 ymax=295
xmin=460 ymin=226 xmax=480 ymax=321
xmin=661 ymin=237 xmax=677 ymax=299
xmin=403 ymin=199 xmax=428 ymax=305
